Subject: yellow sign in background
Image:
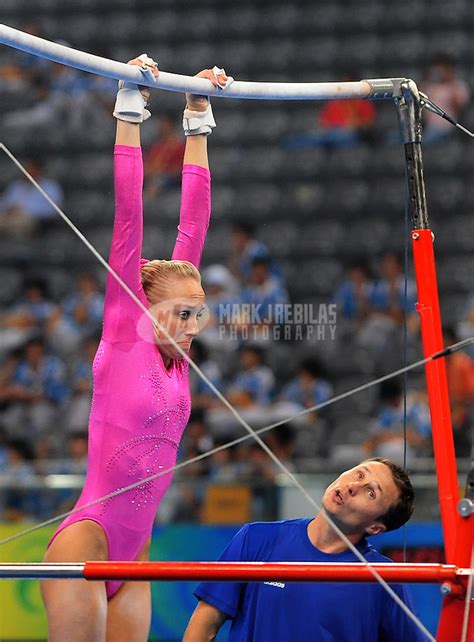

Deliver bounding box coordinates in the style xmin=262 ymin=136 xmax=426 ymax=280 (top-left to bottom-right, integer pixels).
xmin=0 ymin=524 xmax=54 ymax=640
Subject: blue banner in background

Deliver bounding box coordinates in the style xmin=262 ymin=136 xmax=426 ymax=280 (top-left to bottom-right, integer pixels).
xmin=150 ymin=525 xmax=237 ymax=641
xmin=150 ymin=523 xmax=444 ymax=640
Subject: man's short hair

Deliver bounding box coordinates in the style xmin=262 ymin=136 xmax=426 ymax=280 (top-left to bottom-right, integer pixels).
xmin=363 ymin=457 xmax=415 ymax=532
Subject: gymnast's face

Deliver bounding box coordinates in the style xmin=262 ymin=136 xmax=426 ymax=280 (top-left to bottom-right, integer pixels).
xmin=152 ymin=277 xmax=207 ymax=363
xmin=322 ymin=461 xmax=399 ymax=536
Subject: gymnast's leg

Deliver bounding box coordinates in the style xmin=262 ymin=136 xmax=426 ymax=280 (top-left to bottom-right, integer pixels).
xmin=41 ymin=520 xmax=108 ymax=642
xmin=106 ymin=538 xmax=152 ymax=642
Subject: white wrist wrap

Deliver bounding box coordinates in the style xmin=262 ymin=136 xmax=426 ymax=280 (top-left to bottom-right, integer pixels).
xmin=114 ymin=87 xmax=151 ymax=123
xmin=183 ymin=103 xmax=216 ymax=136
xmin=113 ymin=54 xmax=158 ymax=123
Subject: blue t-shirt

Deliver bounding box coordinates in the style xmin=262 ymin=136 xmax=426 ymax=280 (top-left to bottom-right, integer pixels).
xmin=194 ymin=519 xmax=428 ymax=642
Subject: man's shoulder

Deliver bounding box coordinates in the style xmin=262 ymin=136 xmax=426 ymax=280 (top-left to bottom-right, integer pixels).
xmin=238 ymin=519 xmax=310 ymax=560
xmin=245 ymin=518 xmax=310 ymax=539
xmin=361 ymin=539 xmax=394 ymax=564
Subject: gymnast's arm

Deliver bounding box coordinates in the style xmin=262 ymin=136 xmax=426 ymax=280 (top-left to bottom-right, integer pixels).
xmin=182 ymin=601 xmax=227 ymax=642
xmin=102 ymin=57 xmax=158 ymax=341
xmin=171 ymin=68 xmax=229 ymax=268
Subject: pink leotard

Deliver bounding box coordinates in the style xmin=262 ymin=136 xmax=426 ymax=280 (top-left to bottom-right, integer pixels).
xmin=50 ymin=145 xmax=210 ymax=598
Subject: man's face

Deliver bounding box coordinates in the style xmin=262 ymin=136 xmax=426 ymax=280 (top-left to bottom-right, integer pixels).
xmin=322 ymin=461 xmax=400 ymax=536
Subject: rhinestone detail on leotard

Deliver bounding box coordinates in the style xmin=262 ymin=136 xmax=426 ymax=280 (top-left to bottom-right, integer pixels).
xmin=140 ymin=362 xmax=165 ymax=400
xmin=89 ymin=342 xmax=106 ymax=415
xmin=101 ymin=435 xmax=174 ymax=515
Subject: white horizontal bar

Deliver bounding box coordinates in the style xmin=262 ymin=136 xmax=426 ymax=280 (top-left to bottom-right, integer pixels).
xmin=0 ymin=24 xmax=401 ymax=101
xmin=0 ymin=563 xmax=84 ymax=579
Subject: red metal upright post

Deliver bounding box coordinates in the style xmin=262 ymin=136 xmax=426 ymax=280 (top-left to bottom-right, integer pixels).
xmin=394 ymin=80 xmax=473 ymax=640
xmin=412 ymin=229 xmax=474 ymax=640
xmin=411 ymin=230 xmax=459 ymax=559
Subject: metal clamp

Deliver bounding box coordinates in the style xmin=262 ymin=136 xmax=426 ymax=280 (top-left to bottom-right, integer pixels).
xmin=458 ymin=498 xmax=474 ymax=518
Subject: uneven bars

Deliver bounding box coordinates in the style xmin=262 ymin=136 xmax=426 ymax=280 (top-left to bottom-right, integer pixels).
xmin=0 ymin=561 xmax=466 ymax=584
xmin=0 ymin=24 xmax=401 ymax=101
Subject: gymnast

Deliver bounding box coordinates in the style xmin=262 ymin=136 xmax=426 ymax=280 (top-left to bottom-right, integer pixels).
xmin=41 ymin=56 xmax=229 ymax=642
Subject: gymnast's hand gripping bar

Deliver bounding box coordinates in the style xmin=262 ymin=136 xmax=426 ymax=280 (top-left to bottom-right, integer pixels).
xmin=0 ymin=24 xmax=404 ymax=101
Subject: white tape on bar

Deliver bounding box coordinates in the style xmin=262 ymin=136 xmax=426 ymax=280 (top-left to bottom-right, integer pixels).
xmin=0 ymin=23 xmax=377 ymax=101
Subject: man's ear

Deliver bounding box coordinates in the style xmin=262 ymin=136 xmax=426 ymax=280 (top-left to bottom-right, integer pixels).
xmin=365 ymin=522 xmax=386 ymax=536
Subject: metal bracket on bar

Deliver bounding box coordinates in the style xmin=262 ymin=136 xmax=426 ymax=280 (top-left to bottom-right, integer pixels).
xmin=393 ymin=79 xmax=423 ymax=145
xmin=362 ymin=78 xmax=405 ymax=100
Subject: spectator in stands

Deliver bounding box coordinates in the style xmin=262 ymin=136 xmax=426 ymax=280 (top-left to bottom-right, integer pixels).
xmin=0 ymin=337 xmax=69 ymax=444
xmin=0 ymin=157 xmax=63 ymax=237
xmin=356 ymin=252 xmax=418 ymax=360
xmin=263 ymin=423 xmax=296 ymax=471
xmin=2 ymin=71 xmax=60 ymax=132
xmin=208 ymin=440 xmax=240 ymax=483
xmin=170 ymin=483 xmax=202 ymax=522
xmin=33 ymin=436 xmax=55 ymax=476
xmin=51 ymin=272 xmax=104 ymax=355
xmin=0 ymin=427 xmax=7 ymax=469
xmin=49 ymin=60 xmax=90 ymax=97
xmin=443 ymin=327 xmax=474 ymax=456
xmin=199 ymin=264 xmax=239 ymax=351
xmin=40 ymin=432 xmax=88 ymax=518
xmin=60 ymin=432 xmax=88 ymax=476
xmin=0 ymin=349 xmax=22 ymax=404
xmin=243 ymin=433 xmax=294 ymax=520
xmin=50 ymin=56 xmax=115 ymax=131
xmin=4 ymin=56 xmax=104 ymax=134
xmin=0 ymin=23 xmax=49 ymax=88
xmin=227 ymin=344 xmax=275 ymax=409
xmin=421 ymin=53 xmax=470 ymax=144
xmin=370 ymin=252 xmax=417 ymax=326
xmin=2 ymin=438 xmax=36 ymax=522
xmin=188 ymin=339 xmax=223 ymax=410
xmin=316 ymin=71 xmax=376 ymax=145
xmin=241 ymin=442 xmax=279 ymax=482
xmin=0 ymin=277 xmax=58 ymax=355
xmin=179 ymin=409 xmax=214 ymax=478
xmin=334 ymin=258 xmax=374 ymax=324
xmin=207 ymin=345 xmax=275 ymax=438
xmin=277 ymin=357 xmax=332 ymax=425
xmin=62 ymin=273 xmax=104 ymax=337
xmin=286 ymin=72 xmax=376 ymax=149
xmin=86 ymin=47 xmax=117 ymax=113
xmin=229 ymin=221 xmax=282 ymax=286
xmin=64 ymin=336 xmax=99 ymax=433
xmin=231 ymin=257 xmax=288 ymax=343
xmin=457 ymin=291 xmax=474 ymax=358
xmin=241 ymin=257 xmax=288 ymax=317
xmin=143 ymin=112 xmax=186 ymax=201
xmin=364 ymin=379 xmax=431 ymax=462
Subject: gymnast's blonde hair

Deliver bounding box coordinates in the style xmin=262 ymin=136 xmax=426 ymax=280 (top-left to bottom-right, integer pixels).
xmin=140 ymin=259 xmax=201 ymax=303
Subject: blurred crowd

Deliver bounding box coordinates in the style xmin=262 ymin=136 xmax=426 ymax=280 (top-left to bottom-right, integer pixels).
xmin=1 ymin=41 xmax=473 ymax=525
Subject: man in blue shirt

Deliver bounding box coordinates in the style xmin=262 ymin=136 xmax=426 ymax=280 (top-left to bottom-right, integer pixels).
xmin=183 ymin=457 xmax=428 ymax=641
